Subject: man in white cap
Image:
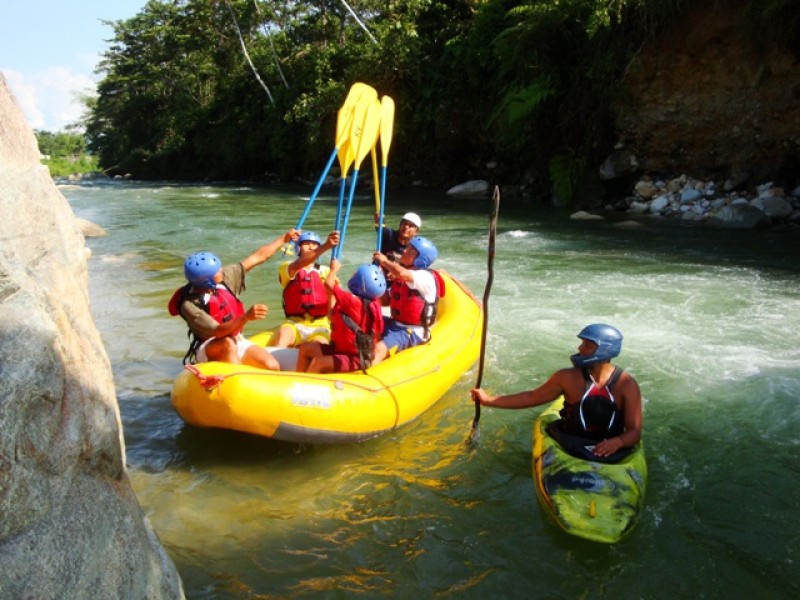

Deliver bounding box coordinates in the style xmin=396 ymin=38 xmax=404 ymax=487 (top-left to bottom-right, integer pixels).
xmin=376 ymin=211 xmax=421 ymax=264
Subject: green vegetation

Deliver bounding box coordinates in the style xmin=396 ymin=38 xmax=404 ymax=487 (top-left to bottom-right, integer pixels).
xmin=81 ymin=0 xmax=797 ymax=200
xmin=35 ymin=130 xmax=100 ymax=178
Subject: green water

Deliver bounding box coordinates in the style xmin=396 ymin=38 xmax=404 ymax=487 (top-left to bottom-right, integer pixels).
xmin=63 ymin=181 xmax=800 ymax=599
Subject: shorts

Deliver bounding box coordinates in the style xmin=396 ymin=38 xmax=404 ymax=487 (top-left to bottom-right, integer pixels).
xmin=320 ymin=344 xmax=362 ymax=373
xmin=196 ymin=333 xmax=253 ymax=362
xmin=281 ymin=315 xmax=331 ymax=344
xmin=381 ymin=319 xmax=425 ymax=354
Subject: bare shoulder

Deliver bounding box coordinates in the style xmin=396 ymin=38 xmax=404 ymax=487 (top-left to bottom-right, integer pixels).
xmin=617 ymin=370 xmax=641 ymax=397
xmin=550 ymin=367 xmax=585 ymax=385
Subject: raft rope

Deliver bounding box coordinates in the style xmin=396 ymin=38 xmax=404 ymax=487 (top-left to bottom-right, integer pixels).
xmin=184 ymin=364 xmax=228 ymax=390
xmin=183 ymin=358 xmax=440 ymax=394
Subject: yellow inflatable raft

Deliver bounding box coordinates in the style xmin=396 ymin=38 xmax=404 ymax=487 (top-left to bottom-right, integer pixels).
xmin=171 ymin=271 xmax=481 ymax=443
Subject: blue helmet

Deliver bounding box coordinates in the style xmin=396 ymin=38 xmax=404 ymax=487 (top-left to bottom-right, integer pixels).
xmin=295 ymin=231 xmax=322 ymax=255
xmin=570 ymin=324 xmax=623 ymax=368
xmin=347 ymin=264 xmax=387 ymax=300
xmin=184 ymin=251 xmax=221 ymax=288
xmin=297 ymin=231 xmax=322 ymax=246
xmin=409 ymin=236 xmax=437 ymax=269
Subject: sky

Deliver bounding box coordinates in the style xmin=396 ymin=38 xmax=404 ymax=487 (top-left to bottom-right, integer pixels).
xmin=1 ymin=1 xmax=146 ymax=131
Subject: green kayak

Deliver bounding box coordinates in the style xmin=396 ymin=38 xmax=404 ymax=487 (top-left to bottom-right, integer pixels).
xmin=532 ymin=397 xmax=647 ymax=543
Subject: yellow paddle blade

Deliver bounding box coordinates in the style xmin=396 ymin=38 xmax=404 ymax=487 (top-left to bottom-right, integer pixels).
xmin=379 ymin=95 xmax=395 ymax=167
xmin=335 ymin=83 xmax=377 ymax=149
xmin=350 ymin=97 xmax=382 ymax=170
xmin=345 ymin=82 xmax=376 ymax=110
xmin=337 ymin=138 xmax=355 ymax=178
xmin=335 ymin=106 xmax=355 ymax=149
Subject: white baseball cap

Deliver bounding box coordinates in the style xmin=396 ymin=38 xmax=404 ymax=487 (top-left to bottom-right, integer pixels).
xmin=401 ymin=212 xmax=421 ymax=229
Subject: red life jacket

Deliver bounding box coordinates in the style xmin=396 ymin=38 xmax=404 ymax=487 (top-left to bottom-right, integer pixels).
xmin=389 ymin=269 xmax=445 ymax=328
xmin=282 ymin=265 xmax=328 ymax=318
xmin=330 ymin=297 xmax=383 ymax=356
xmin=168 ymin=283 xmax=245 ymax=341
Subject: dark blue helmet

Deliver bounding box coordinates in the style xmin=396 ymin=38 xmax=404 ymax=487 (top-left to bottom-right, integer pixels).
xmin=184 ymin=252 xmax=221 ymax=288
xmin=570 ymin=324 xmax=623 ymax=368
xmin=409 ymin=236 xmax=437 ymax=269
xmin=347 ymin=264 xmax=387 ymax=299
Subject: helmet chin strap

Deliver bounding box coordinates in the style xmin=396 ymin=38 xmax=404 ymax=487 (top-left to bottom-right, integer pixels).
xmin=570 ymin=352 xmax=611 ymax=369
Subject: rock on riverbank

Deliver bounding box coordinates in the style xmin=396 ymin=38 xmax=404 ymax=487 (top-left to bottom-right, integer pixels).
xmin=613 ymin=176 xmax=800 ymax=229
xmin=0 ymin=74 xmax=184 ymax=598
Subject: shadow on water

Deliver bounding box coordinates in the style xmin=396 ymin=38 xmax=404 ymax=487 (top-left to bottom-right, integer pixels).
xmin=174 ymin=425 xmax=314 ymax=464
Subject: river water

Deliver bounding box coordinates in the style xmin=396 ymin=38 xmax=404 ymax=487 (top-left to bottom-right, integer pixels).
xmin=62 ymin=180 xmax=799 ymax=599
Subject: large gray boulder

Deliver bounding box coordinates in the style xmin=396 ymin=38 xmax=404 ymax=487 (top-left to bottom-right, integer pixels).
xmin=0 ymin=75 xmax=184 ymax=598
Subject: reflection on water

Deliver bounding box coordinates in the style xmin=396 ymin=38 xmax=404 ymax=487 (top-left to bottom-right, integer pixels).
xmin=65 ymin=181 xmax=800 ymax=599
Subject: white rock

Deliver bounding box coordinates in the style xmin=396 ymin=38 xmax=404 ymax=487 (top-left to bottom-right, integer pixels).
xmin=446 ymin=180 xmax=490 ymax=197
xmin=634 ymin=180 xmax=658 ymax=199
xmin=650 ymin=195 xmax=670 ymax=213
xmin=680 ymin=189 xmax=702 ymax=203
xmin=570 ymin=211 xmax=604 ymax=220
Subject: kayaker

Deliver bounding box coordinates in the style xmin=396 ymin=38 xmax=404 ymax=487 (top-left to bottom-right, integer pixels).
xmin=295 ymin=259 xmax=386 ymax=373
xmin=371 ymin=236 xmax=444 ymax=364
xmin=168 ymin=230 xmax=298 ymax=369
xmin=375 ymin=211 xmax=421 ymax=264
xmin=269 ymin=230 xmax=339 ymax=348
xmin=471 ymin=324 xmax=642 ymax=459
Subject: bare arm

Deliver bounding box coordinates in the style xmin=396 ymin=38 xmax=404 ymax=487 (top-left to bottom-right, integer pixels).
xmin=471 ymin=371 xmax=568 ymax=409
xmin=592 ymin=374 xmax=643 ymax=457
xmin=324 ymin=258 xmax=341 ymax=293
xmin=182 ymin=302 xmax=269 ymax=339
xmin=240 ymin=230 xmax=299 ymax=272
xmin=373 ymin=251 xmax=413 ymax=282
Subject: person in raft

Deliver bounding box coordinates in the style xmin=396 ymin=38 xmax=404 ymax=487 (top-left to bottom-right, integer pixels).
xmin=375 ymin=211 xmax=422 ymax=265
xmin=371 ymin=235 xmax=444 ymax=364
xmin=295 ymin=259 xmax=386 ymax=374
xmin=168 ymin=230 xmax=298 ymax=369
xmin=470 ymin=324 xmax=642 ymax=460
xmin=269 ymin=230 xmax=340 ymax=348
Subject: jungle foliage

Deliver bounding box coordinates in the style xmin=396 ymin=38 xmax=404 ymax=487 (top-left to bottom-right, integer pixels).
xmin=84 ymin=0 xmax=795 ymax=200
xmin=36 ymin=130 xmax=99 ymax=177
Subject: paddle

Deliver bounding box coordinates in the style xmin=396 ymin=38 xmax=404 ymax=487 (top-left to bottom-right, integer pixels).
xmin=470 ymin=185 xmax=500 ymax=440
xmin=334 ymin=96 xmax=382 ymax=260
xmin=295 ymin=83 xmax=376 ymax=232
xmin=376 ymin=95 xmax=395 ymax=252
xmin=334 ymin=123 xmax=356 ymax=236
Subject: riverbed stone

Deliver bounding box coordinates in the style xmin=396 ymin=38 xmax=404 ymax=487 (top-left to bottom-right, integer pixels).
xmin=0 ymin=74 xmax=184 ymax=599
xmin=634 ymin=180 xmax=658 ymax=199
xmin=708 ymin=203 xmax=767 ymax=229
xmin=446 ymin=179 xmax=490 ymax=197
xmin=751 ymin=195 xmax=793 ymax=219
xmin=599 ymin=148 xmax=639 ymax=180
xmin=570 ymin=210 xmax=604 ymax=220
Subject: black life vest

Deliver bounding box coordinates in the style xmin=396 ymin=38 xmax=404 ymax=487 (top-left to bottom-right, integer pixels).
xmin=559 ymin=366 xmax=625 ymax=440
xmin=547 ymin=366 xmax=633 ymax=464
